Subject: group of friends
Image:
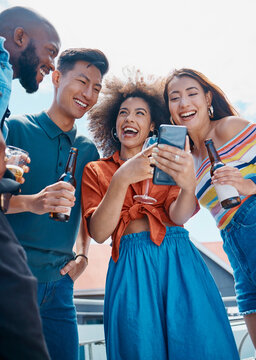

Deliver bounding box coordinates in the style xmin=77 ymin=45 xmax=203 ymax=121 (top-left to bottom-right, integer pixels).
xmin=0 ymin=5 xmax=255 ymax=360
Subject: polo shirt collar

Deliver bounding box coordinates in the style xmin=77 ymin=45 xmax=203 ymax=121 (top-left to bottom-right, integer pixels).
xmin=37 ymin=111 xmax=77 ymax=144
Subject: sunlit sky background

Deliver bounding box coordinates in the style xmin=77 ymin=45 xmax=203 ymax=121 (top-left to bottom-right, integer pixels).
xmin=1 ymin=0 xmax=256 ymax=243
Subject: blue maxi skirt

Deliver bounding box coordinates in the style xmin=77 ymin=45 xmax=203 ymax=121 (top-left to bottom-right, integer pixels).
xmin=104 ymin=227 xmax=239 ymax=360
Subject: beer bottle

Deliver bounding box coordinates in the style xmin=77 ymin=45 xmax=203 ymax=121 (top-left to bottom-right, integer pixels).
xmin=49 ymin=147 xmax=78 ymax=222
xmin=204 ymin=139 xmax=241 ymax=209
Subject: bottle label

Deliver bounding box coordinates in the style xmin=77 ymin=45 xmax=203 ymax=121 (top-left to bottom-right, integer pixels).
xmin=62 ymin=189 xmax=75 ymax=216
xmin=214 ymin=183 xmax=239 ymax=202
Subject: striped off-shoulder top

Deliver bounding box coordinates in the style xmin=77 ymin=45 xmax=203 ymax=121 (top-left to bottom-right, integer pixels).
xmin=196 ymin=122 xmax=256 ymax=230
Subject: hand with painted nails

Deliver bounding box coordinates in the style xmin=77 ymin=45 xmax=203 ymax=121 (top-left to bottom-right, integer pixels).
xmin=151 ymin=136 xmax=196 ymax=192
xmin=212 ymin=165 xmax=256 ymax=196
xmin=116 ymin=144 xmax=156 ymax=188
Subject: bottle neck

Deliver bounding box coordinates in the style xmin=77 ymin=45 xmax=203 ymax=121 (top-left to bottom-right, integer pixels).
xmin=65 ymin=150 xmax=77 ymax=175
xmin=205 ymin=139 xmax=221 ymax=164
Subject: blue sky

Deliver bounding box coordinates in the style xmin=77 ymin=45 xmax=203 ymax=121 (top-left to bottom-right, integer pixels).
xmin=2 ymin=0 xmax=256 ymax=243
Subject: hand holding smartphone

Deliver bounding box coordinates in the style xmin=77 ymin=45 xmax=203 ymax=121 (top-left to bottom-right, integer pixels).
xmin=153 ymin=125 xmax=187 ymax=185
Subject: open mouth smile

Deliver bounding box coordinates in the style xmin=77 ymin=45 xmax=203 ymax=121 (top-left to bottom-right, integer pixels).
xmin=74 ymin=98 xmax=88 ymax=109
xmin=180 ymin=111 xmax=196 ymax=119
xmin=39 ymin=66 xmax=50 ymax=78
xmin=122 ymin=127 xmax=139 ymax=136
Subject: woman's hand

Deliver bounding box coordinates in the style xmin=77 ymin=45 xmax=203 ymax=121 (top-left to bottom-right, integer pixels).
xmin=151 ymin=136 xmax=196 ymax=192
xmin=116 ymin=144 xmax=155 ymax=187
xmin=212 ymin=166 xmax=256 ymax=196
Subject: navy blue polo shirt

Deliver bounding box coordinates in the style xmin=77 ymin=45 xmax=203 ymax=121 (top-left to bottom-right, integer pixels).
xmin=6 ymin=111 xmax=99 ymax=282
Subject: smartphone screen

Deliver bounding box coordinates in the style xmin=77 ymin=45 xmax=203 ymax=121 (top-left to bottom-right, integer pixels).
xmin=153 ymin=125 xmax=187 ymax=185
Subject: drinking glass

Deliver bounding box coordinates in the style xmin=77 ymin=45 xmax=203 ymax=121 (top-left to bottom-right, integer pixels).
xmin=5 ymin=145 xmax=29 ymax=183
xmin=133 ymin=136 xmax=157 ymax=204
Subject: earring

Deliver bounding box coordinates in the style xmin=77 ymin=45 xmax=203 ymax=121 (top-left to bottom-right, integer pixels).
xmin=208 ymin=105 xmax=214 ymax=118
xmin=111 ymin=127 xmax=119 ymax=142
xmin=152 ymin=128 xmax=159 ymax=138
xmin=170 ymin=115 xmax=177 ymax=125
xmin=149 ymin=128 xmax=159 ymax=138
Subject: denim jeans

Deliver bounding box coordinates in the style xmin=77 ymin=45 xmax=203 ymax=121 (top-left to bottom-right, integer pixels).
xmin=221 ymin=195 xmax=256 ymax=314
xmin=38 ymin=274 xmax=79 ymax=360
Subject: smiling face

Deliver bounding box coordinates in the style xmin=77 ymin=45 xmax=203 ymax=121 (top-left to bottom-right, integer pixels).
xmin=55 ymin=60 xmax=102 ymax=120
xmin=167 ymin=76 xmax=212 ymax=131
xmin=116 ymin=96 xmax=154 ymax=157
xmin=18 ymin=26 xmax=60 ymax=93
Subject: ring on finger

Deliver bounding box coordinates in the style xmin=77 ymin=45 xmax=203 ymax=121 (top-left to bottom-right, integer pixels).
xmin=175 ymin=154 xmax=180 ymax=162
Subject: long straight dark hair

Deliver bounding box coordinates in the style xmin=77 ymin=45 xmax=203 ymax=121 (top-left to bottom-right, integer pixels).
xmin=164 ymin=68 xmax=238 ymax=121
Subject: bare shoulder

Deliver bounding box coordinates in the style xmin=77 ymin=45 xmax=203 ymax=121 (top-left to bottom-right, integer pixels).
xmin=214 ymin=116 xmax=250 ymax=142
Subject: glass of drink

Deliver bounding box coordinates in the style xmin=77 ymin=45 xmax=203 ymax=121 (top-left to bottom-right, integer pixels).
xmin=5 ymin=145 xmax=29 ymax=183
xmin=133 ymin=136 xmax=158 ymax=205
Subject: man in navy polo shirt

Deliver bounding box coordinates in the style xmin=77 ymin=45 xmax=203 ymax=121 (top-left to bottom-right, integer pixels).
xmin=6 ymin=48 xmax=109 ymax=360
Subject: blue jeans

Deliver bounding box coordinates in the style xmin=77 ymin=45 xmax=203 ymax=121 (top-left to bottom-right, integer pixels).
xmin=221 ymin=195 xmax=256 ymax=314
xmin=38 ymin=274 xmax=78 ymax=360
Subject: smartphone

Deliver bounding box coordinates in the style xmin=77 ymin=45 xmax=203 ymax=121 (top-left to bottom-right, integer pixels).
xmin=153 ymin=124 xmax=187 ymax=185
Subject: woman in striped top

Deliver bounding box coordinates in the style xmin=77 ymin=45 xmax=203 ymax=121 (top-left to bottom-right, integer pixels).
xmin=153 ymin=68 xmax=256 ymax=347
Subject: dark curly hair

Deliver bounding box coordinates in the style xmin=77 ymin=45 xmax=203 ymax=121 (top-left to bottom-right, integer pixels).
xmin=87 ymin=70 xmax=170 ymax=157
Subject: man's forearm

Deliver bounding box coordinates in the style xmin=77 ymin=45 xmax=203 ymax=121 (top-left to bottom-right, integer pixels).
xmin=7 ymin=194 xmax=34 ymax=214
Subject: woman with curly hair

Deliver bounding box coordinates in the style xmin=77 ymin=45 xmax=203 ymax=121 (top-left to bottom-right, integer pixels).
xmin=81 ymin=72 xmax=239 ymax=359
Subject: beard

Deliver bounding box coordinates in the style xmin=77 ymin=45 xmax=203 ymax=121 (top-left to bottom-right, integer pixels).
xmin=18 ymin=40 xmax=40 ymax=94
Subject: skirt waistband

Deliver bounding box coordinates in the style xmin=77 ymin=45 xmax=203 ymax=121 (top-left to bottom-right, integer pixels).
xmin=120 ymin=226 xmax=189 ymax=246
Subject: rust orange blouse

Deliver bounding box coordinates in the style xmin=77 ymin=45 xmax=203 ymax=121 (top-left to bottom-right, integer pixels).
xmin=82 ymin=151 xmax=198 ymax=262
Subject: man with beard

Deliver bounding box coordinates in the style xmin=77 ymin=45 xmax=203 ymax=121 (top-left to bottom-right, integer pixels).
xmin=6 ymin=48 xmax=109 ymax=360
xmin=0 ymin=6 xmax=60 ymax=359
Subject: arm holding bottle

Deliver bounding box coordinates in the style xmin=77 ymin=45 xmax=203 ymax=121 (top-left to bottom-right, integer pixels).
xmin=211 ymin=166 xmax=256 ymax=196
xmin=6 ymin=181 xmax=75 ymax=214
xmin=210 ymin=116 xmax=256 ymax=196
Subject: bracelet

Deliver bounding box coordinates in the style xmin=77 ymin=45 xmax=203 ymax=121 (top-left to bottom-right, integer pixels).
xmin=75 ymin=254 xmax=88 ymax=263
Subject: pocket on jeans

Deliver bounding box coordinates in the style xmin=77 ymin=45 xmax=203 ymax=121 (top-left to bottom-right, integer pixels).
xmin=223 ymin=231 xmax=251 ymax=278
xmin=231 ymin=226 xmax=256 ymax=279
xmin=232 ymin=202 xmax=256 ymax=227
xmin=66 ymin=273 xmax=74 ymax=283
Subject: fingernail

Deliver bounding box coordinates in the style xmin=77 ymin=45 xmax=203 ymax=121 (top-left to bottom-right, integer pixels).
xmin=150 ymin=157 xmax=157 ymax=164
xmin=152 ymin=153 xmax=158 ymax=158
xmin=158 ymin=144 xmax=164 ymax=149
xmin=152 ymin=147 xmax=159 ymax=153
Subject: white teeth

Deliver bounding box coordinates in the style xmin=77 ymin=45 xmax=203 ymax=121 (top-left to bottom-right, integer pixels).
xmin=181 ymin=111 xmax=196 ymax=118
xmin=74 ymin=99 xmax=87 ymax=108
xmin=123 ymin=127 xmax=138 ymax=133
xmin=40 ymin=68 xmax=46 ymax=77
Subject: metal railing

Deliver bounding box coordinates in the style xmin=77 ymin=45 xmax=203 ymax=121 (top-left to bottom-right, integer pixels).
xmin=75 ymin=296 xmax=255 ymax=360
xmin=79 ymin=339 xmax=105 ymax=360
xmin=222 ymin=297 xmax=256 ymax=359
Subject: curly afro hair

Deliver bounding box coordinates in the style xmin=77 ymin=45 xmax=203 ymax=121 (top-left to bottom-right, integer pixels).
xmin=87 ymin=69 xmax=170 ymax=157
